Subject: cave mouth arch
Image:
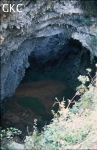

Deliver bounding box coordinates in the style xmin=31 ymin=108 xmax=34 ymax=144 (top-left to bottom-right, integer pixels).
xmin=20 ymin=34 xmax=93 ymax=104
xmin=27 ymin=36 xmax=83 ymax=73
xmin=1 ymin=33 xmax=96 ymax=136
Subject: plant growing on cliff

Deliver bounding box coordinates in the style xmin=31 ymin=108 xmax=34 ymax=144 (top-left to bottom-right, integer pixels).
xmin=76 ymin=74 xmax=89 ymax=94
xmin=1 ymin=65 xmax=97 ymax=150
xmin=72 ymin=64 xmax=97 ymax=113
xmin=0 ymin=127 xmax=22 ymax=140
xmin=0 ymin=127 xmax=22 ymax=150
xmin=23 ymin=65 xmax=97 ymax=149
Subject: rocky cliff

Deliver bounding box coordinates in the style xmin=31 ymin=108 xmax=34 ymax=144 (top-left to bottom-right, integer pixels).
xmin=0 ymin=0 xmax=97 ymax=111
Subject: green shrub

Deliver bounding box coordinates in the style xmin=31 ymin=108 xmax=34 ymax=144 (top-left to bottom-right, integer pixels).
xmin=0 ymin=127 xmax=22 ymax=140
xmin=0 ymin=127 xmax=22 ymax=150
xmin=1 ymin=65 xmax=97 ymax=150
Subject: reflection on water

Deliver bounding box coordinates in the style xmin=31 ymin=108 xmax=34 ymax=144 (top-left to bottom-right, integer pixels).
xmin=2 ymin=79 xmax=66 ymax=135
xmin=2 ymin=63 xmax=80 ymax=136
xmin=14 ymin=80 xmax=66 ymax=114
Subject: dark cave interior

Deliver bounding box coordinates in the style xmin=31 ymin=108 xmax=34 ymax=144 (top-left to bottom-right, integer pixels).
xmin=1 ymin=34 xmax=97 ymax=138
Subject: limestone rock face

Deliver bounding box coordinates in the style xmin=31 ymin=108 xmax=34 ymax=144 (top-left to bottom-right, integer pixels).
xmin=0 ymin=0 xmax=97 ymax=105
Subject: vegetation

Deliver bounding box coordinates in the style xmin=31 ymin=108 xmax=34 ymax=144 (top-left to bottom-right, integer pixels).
xmin=0 ymin=127 xmax=22 ymax=150
xmin=1 ymin=64 xmax=97 ymax=150
xmin=23 ymin=64 xmax=96 ymax=150
xmin=1 ymin=0 xmax=97 ymax=148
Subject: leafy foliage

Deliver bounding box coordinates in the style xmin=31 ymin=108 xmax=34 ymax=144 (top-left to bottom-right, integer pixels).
xmin=1 ymin=65 xmax=97 ymax=150
xmin=23 ymin=64 xmax=97 ymax=149
xmin=0 ymin=127 xmax=22 ymax=140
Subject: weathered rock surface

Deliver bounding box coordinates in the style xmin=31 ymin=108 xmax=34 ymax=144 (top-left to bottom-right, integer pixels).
xmin=0 ymin=0 xmax=97 ymax=109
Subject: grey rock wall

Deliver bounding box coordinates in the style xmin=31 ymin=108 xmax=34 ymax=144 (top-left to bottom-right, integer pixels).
xmin=0 ymin=0 xmax=97 ymax=106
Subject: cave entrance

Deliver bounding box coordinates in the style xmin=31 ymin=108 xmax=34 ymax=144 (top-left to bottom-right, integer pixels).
xmin=2 ymin=33 xmax=96 ymax=137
